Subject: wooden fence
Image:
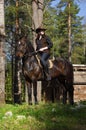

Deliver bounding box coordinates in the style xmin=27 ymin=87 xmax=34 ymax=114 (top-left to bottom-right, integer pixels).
xmin=73 ymin=64 xmax=86 ymax=102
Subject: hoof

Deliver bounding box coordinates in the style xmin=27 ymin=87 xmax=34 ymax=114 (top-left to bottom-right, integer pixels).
xmin=35 ymin=101 xmax=39 ymax=105
xmin=29 ymin=102 xmax=32 ymax=105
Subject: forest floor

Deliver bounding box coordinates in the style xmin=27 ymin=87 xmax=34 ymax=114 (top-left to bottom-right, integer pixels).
xmin=0 ymin=101 xmax=86 ymax=130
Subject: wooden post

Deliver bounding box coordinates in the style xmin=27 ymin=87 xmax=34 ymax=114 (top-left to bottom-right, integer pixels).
xmin=0 ymin=0 xmax=5 ymax=104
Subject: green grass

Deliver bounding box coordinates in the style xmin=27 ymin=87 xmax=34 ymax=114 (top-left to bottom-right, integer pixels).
xmin=0 ymin=101 xmax=86 ymax=130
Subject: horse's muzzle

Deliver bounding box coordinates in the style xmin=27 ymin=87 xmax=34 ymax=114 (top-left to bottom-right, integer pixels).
xmin=16 ymin=52 xmax=23 ymax=60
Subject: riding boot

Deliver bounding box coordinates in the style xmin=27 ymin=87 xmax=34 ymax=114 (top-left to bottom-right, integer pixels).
xmin=44 ymin=66 xmax=51 ymax=81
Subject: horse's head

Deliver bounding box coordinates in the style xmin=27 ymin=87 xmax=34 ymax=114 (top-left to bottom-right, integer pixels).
xmin=16 ymin=36 xmax=34 ymax=59
xmin=16 ymin=36 xmax=27 ymax=59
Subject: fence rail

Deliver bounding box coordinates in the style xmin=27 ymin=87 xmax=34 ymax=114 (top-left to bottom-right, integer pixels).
xmin=73 ymin=64 xmax=86 ymax=71
xmin=73 ymin=82 xmax=86 ymax=85
xmin=73 ymin=64 xmax=86 ymax=85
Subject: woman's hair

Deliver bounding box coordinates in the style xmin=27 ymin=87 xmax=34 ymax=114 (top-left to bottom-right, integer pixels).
xmin=36 ymin=31 xmax=45 ymax=39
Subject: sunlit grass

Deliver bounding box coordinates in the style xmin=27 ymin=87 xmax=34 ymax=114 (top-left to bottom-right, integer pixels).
xmin=0 ymin=101 xmax=86 ymax=130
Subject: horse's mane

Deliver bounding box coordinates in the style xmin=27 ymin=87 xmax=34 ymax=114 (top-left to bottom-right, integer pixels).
xmin=27 ymin=40 xmax=35 ymax=53
xmin=20 ymin=36 xmax=35 ymax=53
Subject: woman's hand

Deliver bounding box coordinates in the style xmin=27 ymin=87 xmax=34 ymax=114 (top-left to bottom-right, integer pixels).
xmin=39 ymin=47 xmax=48 ymax=51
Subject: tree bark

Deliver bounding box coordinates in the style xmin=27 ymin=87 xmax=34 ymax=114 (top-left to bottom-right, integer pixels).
xmin=14 ymin=0 xmax=22 ymax=104
xmin=68 ymin=1 xmax=72 ymax=61
xmin=32 ymin=0 xmax=44 ymax=48
xmin=32 ymin=0 xmax=44 ymax=29
xmin=31 ymin=0 xmax=44 ymax=103
xmin=0 ymin=0 xmax=5 ymax=104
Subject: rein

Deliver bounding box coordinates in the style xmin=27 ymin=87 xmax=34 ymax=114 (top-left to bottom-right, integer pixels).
xmin=29 ymin=50 xmax=39 ymax=56
xmin=24 ymin=41 xmax=40 ymax=57
xmin=23 ymin=51 xmax=38 ymax=58
xmin=24 ymin=50 xmax=39 ymax=57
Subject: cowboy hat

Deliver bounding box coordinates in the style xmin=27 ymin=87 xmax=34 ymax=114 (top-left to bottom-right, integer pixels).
xmin=36 ymin=26 xmax=46 ymax=33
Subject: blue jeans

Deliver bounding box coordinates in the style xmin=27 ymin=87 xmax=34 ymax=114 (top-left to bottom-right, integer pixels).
xmin=40 ymin=52 xmax=50 ymax=72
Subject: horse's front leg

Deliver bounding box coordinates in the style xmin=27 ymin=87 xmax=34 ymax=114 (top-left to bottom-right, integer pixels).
xmin=26 ymin=81 xmax=32 ymax=105
xmin=33 ymin=81 xmax=38 ymax=104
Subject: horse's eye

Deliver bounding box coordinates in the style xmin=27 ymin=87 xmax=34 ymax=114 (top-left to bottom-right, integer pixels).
xmin=18 ymin=41 xmax=21 ymax=45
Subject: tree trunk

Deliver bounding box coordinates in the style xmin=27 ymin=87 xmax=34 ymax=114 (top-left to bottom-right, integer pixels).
xmin=0 ymin=0 xmax=5 ymax=104
xmin=31 ymin=0 xmax=44 ymax=103
xmin=32 ymin=0 xmax=44 ymax=47
xmin=32 ymin=0 xmax=44 ymax=29
xmin=68 ymin=1 xmax=72 ymax=62
xmin=13 ymin=0 xmax=22 ymax=104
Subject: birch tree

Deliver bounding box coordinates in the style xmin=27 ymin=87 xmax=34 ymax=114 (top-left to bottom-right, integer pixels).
xmin=0 ymin=0 xmax=5 ymax=103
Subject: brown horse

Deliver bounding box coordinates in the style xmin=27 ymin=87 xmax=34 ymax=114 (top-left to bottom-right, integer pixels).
xmin=16 ymin=36 xmax=74 ymax=105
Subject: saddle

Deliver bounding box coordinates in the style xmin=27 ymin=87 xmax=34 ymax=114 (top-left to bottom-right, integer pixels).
xmin=36 ymin=55 xmax=53 ymax=69
xmin=47 ymin=59 xmax=53 ymax=69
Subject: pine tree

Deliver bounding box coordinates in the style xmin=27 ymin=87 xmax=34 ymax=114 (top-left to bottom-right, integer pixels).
xmin=55 ymin=0 xmax=84 ymax=63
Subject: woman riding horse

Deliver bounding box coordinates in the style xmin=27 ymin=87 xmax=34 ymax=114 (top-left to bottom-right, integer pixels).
xmin=35 ymin=26 xmax=53 ymax=80
xmin=16 ymin=36 xmax=74 ymax=105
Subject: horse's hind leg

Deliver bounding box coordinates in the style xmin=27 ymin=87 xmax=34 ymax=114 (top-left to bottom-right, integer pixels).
xmin=33 ymin=81 xmax=38 ymax=104
xmin=68 ymin=86 xmax=74 ymax=105
xmin=63 ymin=88 xmax=67 ymax=104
